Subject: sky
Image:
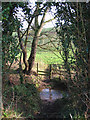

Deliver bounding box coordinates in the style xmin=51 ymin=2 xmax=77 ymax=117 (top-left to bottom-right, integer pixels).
xmin=22 ymin=9 xmax=56 ymax=29
xmin=22 ymin=13 xmax=56 ymax=29
xmin=17 ymin=2 xmax=56 ymax=29
xmin=39 ymin=7 xmax=56 ymax=28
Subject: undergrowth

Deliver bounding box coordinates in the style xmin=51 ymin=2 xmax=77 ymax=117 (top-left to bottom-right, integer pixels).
xmin=2 ymin=83 xmax=41 ymax=119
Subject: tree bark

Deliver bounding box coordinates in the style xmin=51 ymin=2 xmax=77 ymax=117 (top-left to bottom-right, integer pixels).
xmin=28 ymin=31 xmax=39 ymax=73
xmin=28 ymin=6 xmax=49 ymax=73
xmin=17 ymin=28 xmax=28 ymax=73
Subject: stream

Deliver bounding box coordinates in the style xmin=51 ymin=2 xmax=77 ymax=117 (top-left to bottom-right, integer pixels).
xmin=35 ymin=88 xmax=69 ymax=118
xmin=39 ymin=88 xmax=68 ymax=102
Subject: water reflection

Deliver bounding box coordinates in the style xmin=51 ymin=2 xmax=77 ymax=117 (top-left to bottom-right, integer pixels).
xmin=40 ymin=88 xmax=67 ymax=101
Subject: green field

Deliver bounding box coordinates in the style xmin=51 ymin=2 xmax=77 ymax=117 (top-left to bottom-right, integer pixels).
xmin=26 ymin=46 xmax=75 ymax=65
xmin=35 ymin=51 xmax=63 ymax=64
xmin=16 ymin=27 xmax=76 ymax=68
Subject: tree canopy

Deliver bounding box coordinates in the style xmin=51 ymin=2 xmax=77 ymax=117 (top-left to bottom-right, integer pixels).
xmin=2 ymin=1 xmax=90 ymax=119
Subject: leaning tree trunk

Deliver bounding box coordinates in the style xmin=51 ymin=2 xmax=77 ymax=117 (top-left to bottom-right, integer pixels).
xmin=28 ymin=26 xmax=44 ymax=73
xmin=28 ymin=31 xmax=39 ymax=73
xmin=28 ymin=6 xmax=49 ymax=74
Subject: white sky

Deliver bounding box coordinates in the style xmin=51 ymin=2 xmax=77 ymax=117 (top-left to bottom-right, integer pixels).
xmin=22 ymin=10 xmax=56 ymax=29
xmin=16 ymin=3 xmax=56 ymax=29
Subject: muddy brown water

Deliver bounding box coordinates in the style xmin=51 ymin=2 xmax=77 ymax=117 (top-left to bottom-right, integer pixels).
xmin=39 ymin=88 xmax=68 ymax=102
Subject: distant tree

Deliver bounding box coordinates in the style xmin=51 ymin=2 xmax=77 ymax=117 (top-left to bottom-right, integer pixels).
xmin=3 ymin=1 xmax=59 ymax=76
xmin=17 ymin=2 xmax=54 ymax=74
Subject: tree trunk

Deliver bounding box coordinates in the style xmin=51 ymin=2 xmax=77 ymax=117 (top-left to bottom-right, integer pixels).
xmin=23 ymin=49 xmax=28 ymax=73
xmin=28 ymin=31 xmax=39 ymax=73
xmin=28 ymin=25 xmax=44 ymax=73
xmin=17 ymin=28 xmax=28 ymax=73
xmin=28 ymin=6 xmax=49 ymax=73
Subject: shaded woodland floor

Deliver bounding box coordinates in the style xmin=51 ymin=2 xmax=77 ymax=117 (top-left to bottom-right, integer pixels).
xmin=2 ymin=62 xmax=73 ymax=119
xmin=35 ymin=95 xmax=71 ymax=119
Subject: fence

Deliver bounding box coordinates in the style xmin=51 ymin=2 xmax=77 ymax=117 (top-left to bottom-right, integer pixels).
xmin=37 ymin=63 xmax=52 ymax=79
xmin=37 ymin=63 xmax=75 ymax=80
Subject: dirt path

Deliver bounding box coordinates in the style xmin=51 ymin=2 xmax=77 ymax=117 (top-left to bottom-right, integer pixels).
xmin=35 ymin=99 xmax=63 ymax=119
xmin=35 ymin=76 xmax=68 ymax=119
xmin=7 ymin=67 xmax=68 ymax=119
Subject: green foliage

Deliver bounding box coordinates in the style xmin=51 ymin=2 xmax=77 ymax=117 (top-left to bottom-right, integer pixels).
xmin=55 ymin=2 xmax=89 ymax=118
xmin=2 ymin=2 xmax=89 ymax=119
xmin=54 ymin=97 xmax=86 ymax=119
xmin=14 ymin=83 xmax=40 ymax=117
xmin=2 ymin=3 xmax=21 ymax=69
xmin=2 ymin=35 xmax=20 ymax=65
xmin=2 ymin=109 xmax=22 ymax=118
xmin=2 ymin=2 xmax=32 ymax=69
xmin=3 ymin=83 xmax=40 ymax=118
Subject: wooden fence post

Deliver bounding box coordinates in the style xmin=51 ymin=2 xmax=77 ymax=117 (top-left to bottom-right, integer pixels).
xmin=49 ymin=64 xmax=52 ymax=79
xmin=37 ymin=63 xmax=38 ymax=74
